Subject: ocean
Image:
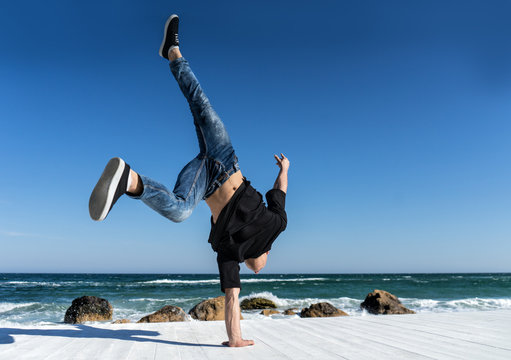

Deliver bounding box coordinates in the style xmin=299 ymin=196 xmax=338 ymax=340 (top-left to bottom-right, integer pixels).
xmin=1 ymin=273 xmax=510 ymax=326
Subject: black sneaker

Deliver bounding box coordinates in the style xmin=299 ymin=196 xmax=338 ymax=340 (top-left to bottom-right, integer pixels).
xmin=159 ymin=14 xmax=179 ymax=60
xmin=89 ymin=157 xmax=131 ymax=221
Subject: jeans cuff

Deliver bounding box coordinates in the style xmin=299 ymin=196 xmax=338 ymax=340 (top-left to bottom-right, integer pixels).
xmin=169 ymin=56 xmax=187 ymax=70
xmin=126 ymin=174 xmax=151 ymax=200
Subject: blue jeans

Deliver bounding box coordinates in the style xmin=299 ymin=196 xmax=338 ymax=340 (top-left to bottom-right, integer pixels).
xmin=130 ymin=57 xmax=239 ymax=222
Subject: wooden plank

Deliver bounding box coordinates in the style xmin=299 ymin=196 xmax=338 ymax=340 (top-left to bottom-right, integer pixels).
xmin=0 ymin=333 xmax=44 ymax=360
xmin=376 ymin=311 xmax=511 ymax=334
xmin=253 ymin=317 xmax=410 ymax=360
xmin=1 ymin=326 xmax=91 ymax=360
xmin=248 ymin=319 xmax=333 ymax=359
xmin=170 ymin=321 xmax=210 ymax=360
xmin=361 ymin=314 xmax=511 ymax=350
xmin=90 ymin=336 xmax=134 ymax=360
xmin=188 ymin=321 xmax=256 ymax=360
xmin=44 ymin=336 xmax=109 ymax=360
xmin=124 ymin=333 xmax=158 ymax=360
xmin=2 ymin=311 xmax=511 ymax=360
xmin=152 ymin=323 xmax=184 ymax=360
xmin=296 ymin=318 xmax=433 ymax=360
xmin=354 ymin=315 xmax=510 ymax=347
xmin=243 ymin=320 xmax=306 ymax=360
xmin=325 ymin=317 xmax=494 ymax=360
xmin=341 ymin=315 xmax=511 ymax=360
xmin=380 ymin=316 xmax=510 ymax=344
xmin=285 ymin=319 xmax=414 ymax=360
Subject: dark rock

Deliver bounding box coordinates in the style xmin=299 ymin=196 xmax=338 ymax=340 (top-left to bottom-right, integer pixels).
xmin=64 ymin=296 xmax=113 ymax=324
xmin=112 ymin=319 xmax=131 ymax=324
xmin=189 ymin=296 xmax=225 ymax=321
xmin=189 ymin=296 xmax=245 ymax=321
xmin=260 ymin=309 xmax=280 ymax=316
xmin=240 ymin=297 xmax=277 ymax=310
xmin=137 ymin=305 xmax=186 ymax=323
xmin=189 ymin=296 xmax=243 ymax=321
xmin=360 ymin=289 xmax=415 ymax=315
xmin=300 ymin=302 xmax=348 ymax=318
xmin=283 ymin=308 xmax=298 ymax=315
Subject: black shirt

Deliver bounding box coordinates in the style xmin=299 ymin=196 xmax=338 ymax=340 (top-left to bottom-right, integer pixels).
xmin=208 ymin=179 xmax=287 ymax=292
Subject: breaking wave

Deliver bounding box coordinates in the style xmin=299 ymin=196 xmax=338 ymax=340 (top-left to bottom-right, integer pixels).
xmin=140 ymin=277 xmax=327 ymax=285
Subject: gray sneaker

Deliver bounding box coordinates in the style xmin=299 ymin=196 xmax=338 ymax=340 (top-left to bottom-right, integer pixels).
xmin=89 ymin=157 xmax=130 ymax=221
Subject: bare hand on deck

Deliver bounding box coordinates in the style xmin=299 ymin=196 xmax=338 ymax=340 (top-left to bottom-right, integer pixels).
xmin=222 ymin=339 xmax=255 ymax=347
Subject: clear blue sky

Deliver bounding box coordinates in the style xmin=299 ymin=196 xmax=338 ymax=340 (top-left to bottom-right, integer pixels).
xmin=1 ymin=0 xmax=510 ymax=273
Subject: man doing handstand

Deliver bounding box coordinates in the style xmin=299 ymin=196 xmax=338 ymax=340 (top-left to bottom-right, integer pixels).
xmin=88 ymin=14 xmax=289 ymax=347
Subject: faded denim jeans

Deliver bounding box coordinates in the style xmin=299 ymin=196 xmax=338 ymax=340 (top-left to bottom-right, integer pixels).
xmin=130 ymin=57 xmax=239 ymax=222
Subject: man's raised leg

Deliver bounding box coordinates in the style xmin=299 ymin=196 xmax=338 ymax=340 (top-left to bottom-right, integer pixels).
xmin=160 ymin=15 xmax=234 ymax=161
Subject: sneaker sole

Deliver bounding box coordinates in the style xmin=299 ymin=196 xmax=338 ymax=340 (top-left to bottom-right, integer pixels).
xmin=89 ymin=157 xmax=126 ymax=221
xmin=159 ymin=14 xmax=178 ymax=58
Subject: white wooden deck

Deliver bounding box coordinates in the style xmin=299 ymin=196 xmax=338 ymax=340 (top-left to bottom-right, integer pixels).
xmin=1 ymin=310 xmax=510 ymax=359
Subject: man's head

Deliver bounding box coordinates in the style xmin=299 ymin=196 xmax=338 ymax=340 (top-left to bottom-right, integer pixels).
xmin=244 ymin=251 xmax=269 ymax=274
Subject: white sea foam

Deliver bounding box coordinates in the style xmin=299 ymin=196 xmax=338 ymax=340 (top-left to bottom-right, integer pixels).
xmin=3 ymin=294 xmax=511 ymax=326
xmin=239 ymin=292 xmax=511 ymax=315
xmin=128 ymin=298 xmax=168 ymax=302
xmin=402 ymin=297 xmax=511 ymax=312
xmin=241 ymin=277 xmax=327 ymax=283
xmin=127 ymin=297 xmax=204 ymax=303
xmin=140 ymin=277 xmax=327 ymax=285
xmin=2 ymin=281 xmax=63 ymax=287
xmin=141 ymin=279 xmax=220 ymax=285
xmin=0 ymin=319 xmax=56 ymax=327
xmin=238 ymin=291 xmax=363 ymax=315
xmin=0 ymin=302 xmax=38 ymax=313
xmin=0 ymin=302 xmax=69 ymax=326
xmin=1 ymin=280 xmax=107 ymax=287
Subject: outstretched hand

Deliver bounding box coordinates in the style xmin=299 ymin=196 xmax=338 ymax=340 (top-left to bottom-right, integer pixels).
xmin=222 ymin=339 xmax=255 ymax=347
xmin=274 ymin=153 xmax=290 ymax=171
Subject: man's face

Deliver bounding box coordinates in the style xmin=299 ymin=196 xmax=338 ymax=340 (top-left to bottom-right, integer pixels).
xmin=245 ymin=251 xmax=269 ymax=274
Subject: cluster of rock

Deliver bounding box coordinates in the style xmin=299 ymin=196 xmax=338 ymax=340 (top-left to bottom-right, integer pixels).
xmin=238 ymin=297 xmax=350 ymax=318
xmin=63 ymin=295 xmax=237 ymax=324
xmin=63 ymin=289 xmax=414 ymax=324
xmin=238 ymin=291 xmax=414 ymax=318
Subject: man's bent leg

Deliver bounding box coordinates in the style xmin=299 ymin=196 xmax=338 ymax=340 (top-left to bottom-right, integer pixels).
xmin=129 ymin=157 xmax=207 ymax=223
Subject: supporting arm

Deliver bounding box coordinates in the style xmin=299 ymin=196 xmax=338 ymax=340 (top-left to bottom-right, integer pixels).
xmin=223 ymin=288 xmax=254 ymax=347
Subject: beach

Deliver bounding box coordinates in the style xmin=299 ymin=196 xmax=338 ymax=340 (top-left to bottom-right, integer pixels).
xmin=1 ymin=310 xmax=510 ymax=359
xmin=1 ymin=273 xmax=510 ymax=358
xmin=3 ymin=1 xmax=511 ymax=358
xmin=2 ymin=273 xmax=511 ymax=325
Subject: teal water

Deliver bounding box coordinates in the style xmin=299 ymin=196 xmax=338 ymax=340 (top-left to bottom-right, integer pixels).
xmin=1 ymin=273 xmax=510 ymax=325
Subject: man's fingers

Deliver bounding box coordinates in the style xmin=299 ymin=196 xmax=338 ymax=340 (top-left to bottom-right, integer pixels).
xmin=275 ymin=153 xmax=289 ymax=168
